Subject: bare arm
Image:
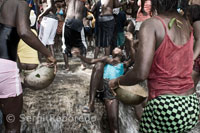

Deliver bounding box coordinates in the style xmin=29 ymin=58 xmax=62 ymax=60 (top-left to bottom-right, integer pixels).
xmin=38 ymin=0 xmax=53 ymax=19
xmin=114 ymin=19 xmax=156 ymax=86
xmin=124 ymin=32 xmax=136 ymax=67
xmin=16 ymin=1 xmax=52 ymax=59
xmin=78 ymin=56 xmax=110 ymax=64
xmin=193 ymin=21 xmax=200 ymax=60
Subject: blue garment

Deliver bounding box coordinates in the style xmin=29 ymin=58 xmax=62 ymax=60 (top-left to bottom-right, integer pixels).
xmin=56 ymin=9 xmax=64 ymax=16
xmin=103 ymin=63 xmax=124 ymax=80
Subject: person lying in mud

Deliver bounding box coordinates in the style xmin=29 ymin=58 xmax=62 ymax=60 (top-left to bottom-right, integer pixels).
xmin=72 ymin=32 xmax=135 ymax=133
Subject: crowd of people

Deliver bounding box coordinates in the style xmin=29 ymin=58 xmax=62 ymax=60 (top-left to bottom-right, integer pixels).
xmin=0 ymin=0 xmax=200 ymax=132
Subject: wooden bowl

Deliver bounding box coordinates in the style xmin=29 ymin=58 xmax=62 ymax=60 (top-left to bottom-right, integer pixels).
xmin=114 ymin=84 xmax=148 ymax=105
xmin=24 ymin=65 xmax=55 ymax=90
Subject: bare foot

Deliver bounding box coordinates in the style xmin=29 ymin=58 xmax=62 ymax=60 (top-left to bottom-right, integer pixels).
xmin=82 ymin=104 xmax=95 ymax=113
xmin=63 ymin=66 xmax=70 ymax=71
xmin=80 ymin=64 xmax=87 ymax=70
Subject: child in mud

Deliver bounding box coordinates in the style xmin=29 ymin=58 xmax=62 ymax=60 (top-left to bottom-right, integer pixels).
xmin=72 ymin=32 xmax=136 ymax=133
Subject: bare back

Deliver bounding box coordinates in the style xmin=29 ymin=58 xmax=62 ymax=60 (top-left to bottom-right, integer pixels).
xmin=190 ymin=0 xmax=200 ymax=5
xmin=66 ymin=0 xmax=86 ymax=20
xmin=149 ymin=14 xmax=192 ymax=50
xmin=100 ymin=0 xmax=114 ymax=15
xmin=0 ymin=0 xmax=20 ymax=27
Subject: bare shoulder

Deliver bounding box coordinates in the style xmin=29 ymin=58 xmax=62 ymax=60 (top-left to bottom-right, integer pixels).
xmin=140 ymin=17 xmax=162 ymax=30
xmin=193 ymin=20 xmax=200 ymax=27
xmin=139 ymin=17 xmax=161 ymax=34
xmin=17 ymin=0 xmax=29 ymax=10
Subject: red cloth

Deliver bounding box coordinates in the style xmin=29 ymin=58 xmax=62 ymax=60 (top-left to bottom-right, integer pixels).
xmin=148 ymin=16 xmax=194 ymax=100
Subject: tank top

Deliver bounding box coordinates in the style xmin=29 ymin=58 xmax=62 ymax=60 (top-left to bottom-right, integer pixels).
xmin=0 ymin=23 xmax=20 ymax=62
xmin=148 ymin=16 xmax=194 ymax=100
xmin=0 ymin=0 xmax=20 ymax=62
xmin=103 ymin=63 xmax=124 ymax=80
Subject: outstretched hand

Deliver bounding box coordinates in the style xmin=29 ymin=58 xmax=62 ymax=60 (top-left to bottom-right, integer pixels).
xmin=125 ymin=32 xmax=134 ymax=48
xmin=125 ymin=32 xmax=134 ymax=42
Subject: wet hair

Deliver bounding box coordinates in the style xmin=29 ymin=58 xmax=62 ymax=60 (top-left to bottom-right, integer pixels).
xmin=188 ymin=5 xmax=200 ymax=22
xmin=151 ymin=0 xmax=188 ymax=14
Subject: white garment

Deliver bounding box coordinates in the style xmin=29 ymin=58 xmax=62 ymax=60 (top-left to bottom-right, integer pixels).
xmin=39 ymin=17 xmax=58 ymax=45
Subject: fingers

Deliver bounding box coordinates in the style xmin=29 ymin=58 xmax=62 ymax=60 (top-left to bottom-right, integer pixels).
xmin=54 ymin=65 xmax=57 ymax=74
xmin=110 ymin=88 xmax=117 ymax=96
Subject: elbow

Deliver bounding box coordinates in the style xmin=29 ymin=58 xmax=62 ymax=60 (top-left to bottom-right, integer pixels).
xmin=18 ymin=29 xmax=29 ymax=40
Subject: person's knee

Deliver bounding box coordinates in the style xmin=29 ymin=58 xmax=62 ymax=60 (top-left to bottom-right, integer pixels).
xmin=6 ymin=128 xmax=20 ymax=133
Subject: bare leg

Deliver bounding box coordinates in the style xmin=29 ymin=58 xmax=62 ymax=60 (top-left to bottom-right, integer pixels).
xmin=105 ymin=99 xmax=119 ymax=133
xmin=0 ymin=94 xmax=23 ymax=133
xmin=63 ymin=53 xmax=69 ymax=70
xmin=94 ymin=47 xmax=100 ymax=59
xmin=49 ymin=45 xmax=55 ymax=57
xmin=87 ymin=62 xmax=104 ymax=112
xmin=134 ymin=104 xmax=144 ymax=122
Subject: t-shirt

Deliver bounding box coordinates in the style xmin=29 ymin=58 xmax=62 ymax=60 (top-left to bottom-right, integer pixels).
xmin=17 ymin=29 xmax=39 ymax=64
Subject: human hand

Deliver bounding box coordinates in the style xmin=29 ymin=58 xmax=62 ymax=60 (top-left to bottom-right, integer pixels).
xmin=109 ymin=78 xmax=119 ymax=96
xmin=46 ymin=56 xmax=57 ymax=74
xmin=71 ymin=48 xmax=81 ymax=57
xmin=125 ymin=32 xmax=134 ymax=41
xmin=125 ymin=32 xmax=134 ymax=47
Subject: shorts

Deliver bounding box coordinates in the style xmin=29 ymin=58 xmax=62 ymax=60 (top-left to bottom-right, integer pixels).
xmin=117 ymin=32 xmax=125 ymax=46
xmin=0 ymin=59 xmax=22 ymax=98
xmin=84 ymin=26 xmax=93 ymax=36
xmin=62 ymin=23 xmax=87 ymax=56
xmin=103 ymin=79 xmax=115 ymax=100
xmin=193 ymin=55 xmax=200 ymax=73
xmin=39 ymin=17 xmax=58 ymax=45
xmin=96 ymin=16 xmax=115 ymax=47
xmin=135 ymin=21 xmax=143 ymax=31
xmin=140 ymin=93 xmax=200 ymax=133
